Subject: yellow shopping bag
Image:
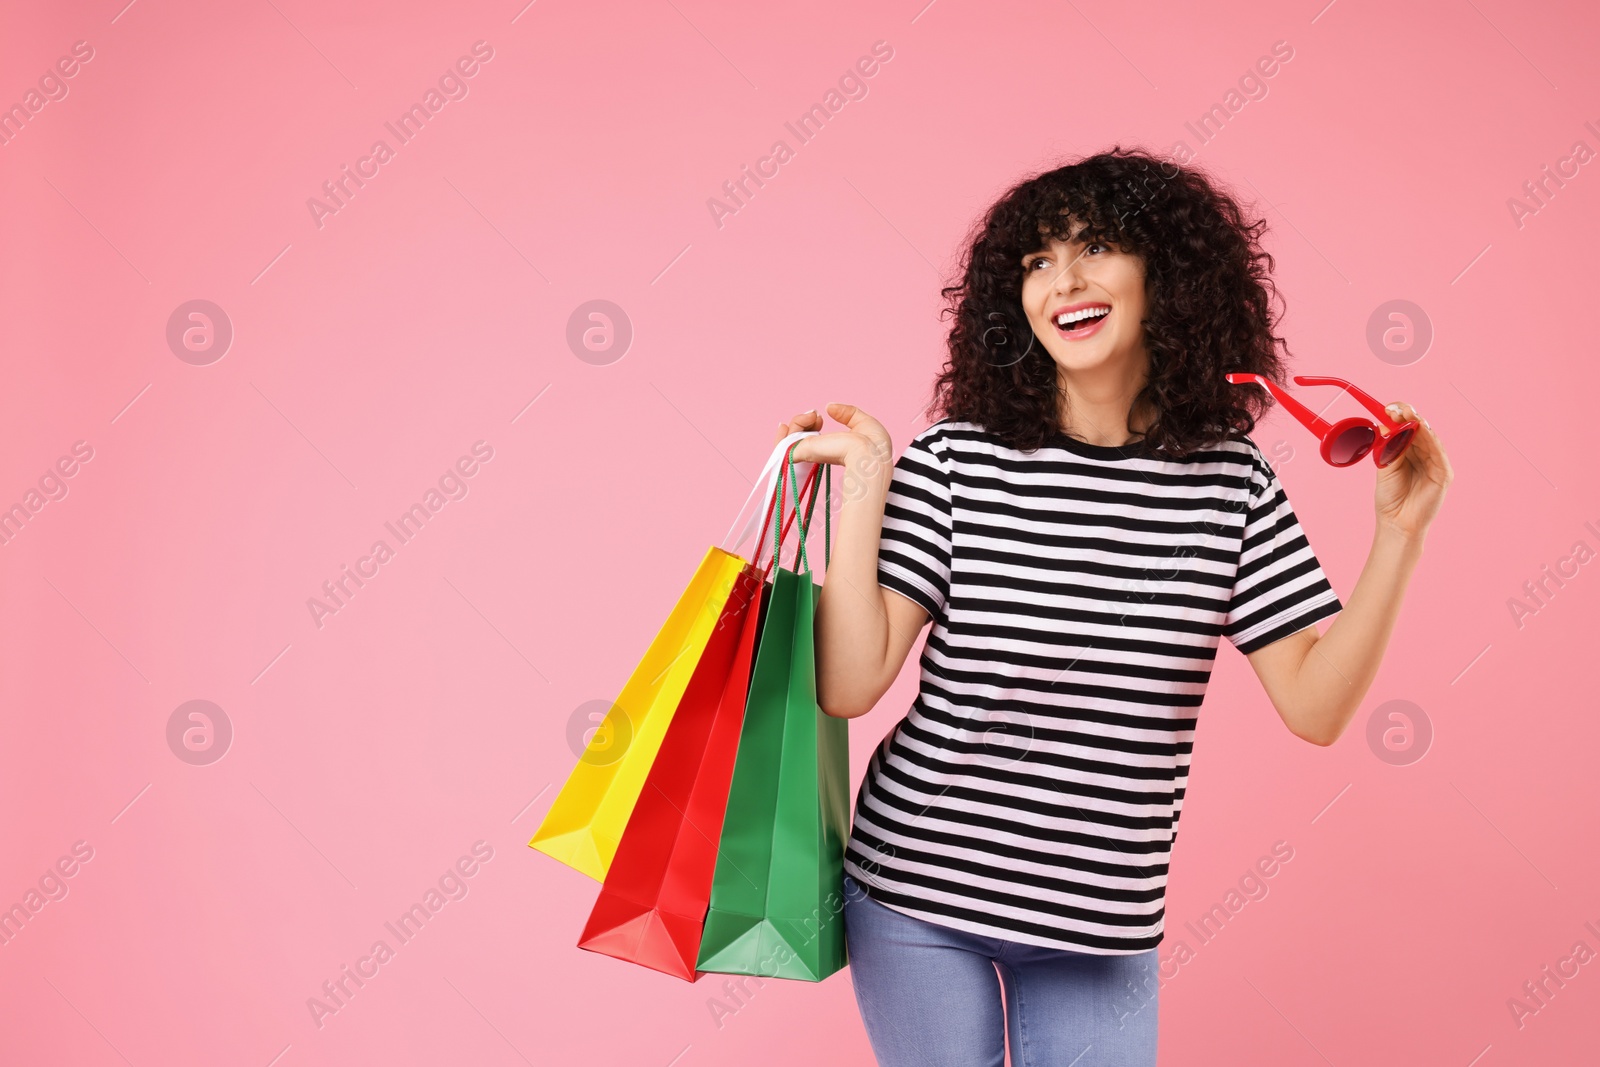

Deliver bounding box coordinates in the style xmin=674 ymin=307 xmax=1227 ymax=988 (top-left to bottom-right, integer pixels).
xmin=530 ymin=545 xmax=744 ymax=881
xmin=530 ymin=433 xmax=820 ymax=882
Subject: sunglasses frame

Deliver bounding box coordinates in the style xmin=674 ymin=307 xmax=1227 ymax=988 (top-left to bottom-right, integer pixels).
xmin=1225 ymin=373 xmax=1418 ymax=469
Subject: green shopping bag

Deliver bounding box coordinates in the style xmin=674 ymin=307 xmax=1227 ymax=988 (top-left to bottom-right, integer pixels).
xmin=696 ymin=449 xmax=850 ymax=983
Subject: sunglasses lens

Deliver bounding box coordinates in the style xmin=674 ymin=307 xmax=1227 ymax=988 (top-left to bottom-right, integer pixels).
xmin=1330 ymin=425 xmax=1374 ymax=465
xmin=1377 ymin=425 xmax=1417 ymax=467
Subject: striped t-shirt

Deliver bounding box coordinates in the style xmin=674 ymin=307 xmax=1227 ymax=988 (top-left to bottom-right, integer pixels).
xmin=844 ymin=418 xmax=1343 ymax=955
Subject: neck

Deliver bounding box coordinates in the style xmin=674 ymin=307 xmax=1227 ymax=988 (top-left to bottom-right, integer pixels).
xmin=1055 ymin=359 xmax=1153 ymax=447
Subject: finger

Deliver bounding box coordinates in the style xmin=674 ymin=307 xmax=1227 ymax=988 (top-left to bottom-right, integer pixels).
xmin=1410 ymin=418 xmax=1452 ymax=485
xmin=825 ymin=403 xmax=894 ymax=464
xmin=1384 ymin=399 xmax=1423 ymax=449
xmin=1385 ymin=401 xmax=1451 ymax=483
xmin=825 ymin=401 xmax=880 ymax=430
xmin=775 ymin=411 xmax=822 ymax=442
xmin=1384 ymin=400 xmax=1421 ymax=426
xmin=1387 ymin=400 xmax=1433 ymax=445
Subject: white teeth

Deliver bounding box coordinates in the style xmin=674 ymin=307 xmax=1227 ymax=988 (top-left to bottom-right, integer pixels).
xmin=1056 ymin=307 xmax=1110 ymax=328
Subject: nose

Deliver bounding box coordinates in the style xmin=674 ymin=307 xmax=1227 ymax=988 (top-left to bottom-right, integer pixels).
xmin=1047 ymin=251 xmax=1087 ymax=295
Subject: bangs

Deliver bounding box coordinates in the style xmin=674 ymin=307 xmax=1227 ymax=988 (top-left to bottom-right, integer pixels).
xmin=1014 ymin=196 xmax=1131 ymax=263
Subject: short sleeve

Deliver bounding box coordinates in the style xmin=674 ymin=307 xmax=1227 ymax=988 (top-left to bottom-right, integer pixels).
xmin=876 ymin=427 xmax=953 ymax=620
xmin=1223 ymin=444 xmax=1343 ymax=654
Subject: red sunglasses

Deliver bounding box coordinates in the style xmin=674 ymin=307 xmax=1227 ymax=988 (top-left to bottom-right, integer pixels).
xmin=1225 ymin=373 xmax=1419 ymax=468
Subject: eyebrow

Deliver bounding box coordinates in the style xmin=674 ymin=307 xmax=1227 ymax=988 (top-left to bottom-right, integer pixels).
xmin=1022 ymin=232 xmax=1097 ymax=261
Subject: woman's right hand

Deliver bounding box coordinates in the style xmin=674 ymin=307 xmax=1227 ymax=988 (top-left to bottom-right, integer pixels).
xmin=775 ymin=402 xmax=893 ymax=469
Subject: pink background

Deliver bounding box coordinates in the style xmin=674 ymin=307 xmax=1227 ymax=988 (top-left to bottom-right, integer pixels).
xmin=2 ymin=0 xmax=1595 ymax=1063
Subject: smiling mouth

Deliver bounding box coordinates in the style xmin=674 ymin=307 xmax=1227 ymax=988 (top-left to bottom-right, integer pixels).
xmin=1054 ymin=306 xmax=1111 ymax=338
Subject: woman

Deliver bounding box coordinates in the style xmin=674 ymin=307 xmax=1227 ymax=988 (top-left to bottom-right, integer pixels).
xmin=776 ymin=147 xmax=1452 ymax=1066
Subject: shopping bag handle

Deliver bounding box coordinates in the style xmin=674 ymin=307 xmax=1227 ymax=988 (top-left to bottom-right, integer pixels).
xmin=757 ymin=442 xmax=828 ymax=578
xmin=721 ymin=430 xmax=819 ymax=558
xmin=786 ymin=445 xmax=831 ymax=575
xmin=751 ymin=452 xmax=821 ymax=580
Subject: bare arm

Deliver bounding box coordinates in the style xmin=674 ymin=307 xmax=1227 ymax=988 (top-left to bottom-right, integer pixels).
xmin=775 ymin=404 xmax=930 ymax=719
xmin=1245 ymin=526 xmax=1424 ymax=745
xmin=814 ymin=442 xmax=931 ymax=718
xmin=1245 ymin=402 xmax=1452 ymax=746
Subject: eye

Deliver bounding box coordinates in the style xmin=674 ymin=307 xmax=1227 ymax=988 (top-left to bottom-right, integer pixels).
xmin=1024 ymin=242 xmax=1110 ymax=272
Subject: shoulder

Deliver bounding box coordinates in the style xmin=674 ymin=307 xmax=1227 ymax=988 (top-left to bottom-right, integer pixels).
xmin=902 ymin=418 xmax=993 ymax=456
xmin=905 ymin=417 xmax=962 ymax=445
xmin=1197 ymin=430 xmax=1263 ymax=463
xmin=1205 ymin=432 xmax=1271 ymax=482
xmin=1154 ymin=434 xmax=1269 ymax=507
xmin=900 ymin=417 xmax=976 ymax=465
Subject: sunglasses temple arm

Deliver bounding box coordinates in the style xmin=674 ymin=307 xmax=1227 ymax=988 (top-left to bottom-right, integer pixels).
xmin=1234 ymin=374 xmax=1334 ymax=438
xmin=1293 ymin=376 xmax=1402 ymax=433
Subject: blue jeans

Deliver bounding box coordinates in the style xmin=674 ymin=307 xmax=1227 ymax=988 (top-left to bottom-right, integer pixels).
xmin=843 ymin=874 xmax=1160 ymax=1067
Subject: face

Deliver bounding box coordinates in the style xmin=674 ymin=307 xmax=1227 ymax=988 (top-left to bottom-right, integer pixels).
xmin=1019 ymin=221 xmax=1149 ymax=376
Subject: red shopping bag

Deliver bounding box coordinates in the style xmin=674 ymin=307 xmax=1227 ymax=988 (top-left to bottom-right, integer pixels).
xmin=577 ymin=456 xmax=822 ymax=981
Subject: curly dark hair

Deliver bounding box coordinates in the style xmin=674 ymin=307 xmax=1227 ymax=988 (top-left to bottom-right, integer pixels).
xmin=927 ymin=145 xmax=1293 ymax=458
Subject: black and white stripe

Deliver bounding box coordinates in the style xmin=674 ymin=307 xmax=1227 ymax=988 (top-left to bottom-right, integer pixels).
xmin=845 ymin=419 xmax=1342 ymax=954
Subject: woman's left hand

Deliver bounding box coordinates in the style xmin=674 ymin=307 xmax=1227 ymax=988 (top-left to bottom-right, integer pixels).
xmin=1374 ymin=401 xmax=1453 ymax=544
